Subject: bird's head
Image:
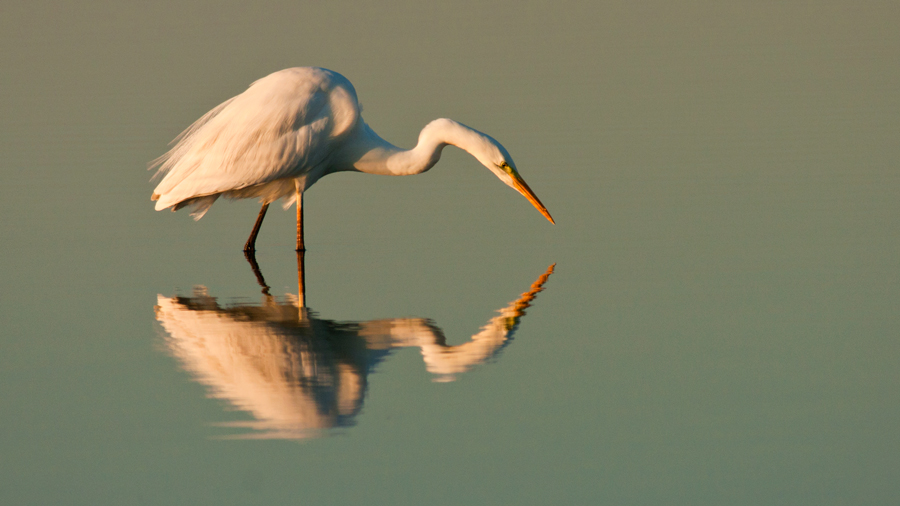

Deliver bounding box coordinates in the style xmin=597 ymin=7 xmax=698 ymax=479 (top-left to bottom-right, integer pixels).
xmin=481 ymin=143 xmax=555 ymax=225
xmin=425 ymin=118 xmax=555 ymax=224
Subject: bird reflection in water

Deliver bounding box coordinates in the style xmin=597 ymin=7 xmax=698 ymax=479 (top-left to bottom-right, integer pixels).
xmin=154 ymin=253 xmax=554 ymax=439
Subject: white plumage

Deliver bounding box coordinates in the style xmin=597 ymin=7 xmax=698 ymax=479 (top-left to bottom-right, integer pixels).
xmin=151 ymin=67 xmax=359 ymax=218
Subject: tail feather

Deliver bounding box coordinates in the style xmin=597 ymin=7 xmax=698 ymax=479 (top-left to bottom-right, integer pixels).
xmin=148 ymin=95 xmax=240 ymax=181
xmin=168 ymin=195 xmax=219 ymax=220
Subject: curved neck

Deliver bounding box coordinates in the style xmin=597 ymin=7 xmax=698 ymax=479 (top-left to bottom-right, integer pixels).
xmin=338 ymin=118 xmax=492 ymax=176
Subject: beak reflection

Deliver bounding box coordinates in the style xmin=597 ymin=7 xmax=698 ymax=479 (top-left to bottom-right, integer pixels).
xmin=154 ymin=254 xmax=555 ymax=439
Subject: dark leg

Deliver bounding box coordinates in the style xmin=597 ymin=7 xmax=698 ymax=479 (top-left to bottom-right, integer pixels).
xmin=243 ymin=202 xmax=270 ymax=252
xmin=295 ymin=186 xmax=305 ymax=252
xmin=242 ymin=249 xmax=271 ymax=296
xmin=296 ymin=249 xmax=306 ymax=308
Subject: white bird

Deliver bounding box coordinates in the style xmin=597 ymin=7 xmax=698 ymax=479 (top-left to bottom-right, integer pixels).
xmin=151 ymin=67 xmax=554 ymax=252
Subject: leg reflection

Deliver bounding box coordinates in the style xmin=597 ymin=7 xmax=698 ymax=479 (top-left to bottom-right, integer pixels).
xmin=243 ymin=250 xmax=271 ymax=296
xmin=296 ymin=249 xmax=306 ymax=308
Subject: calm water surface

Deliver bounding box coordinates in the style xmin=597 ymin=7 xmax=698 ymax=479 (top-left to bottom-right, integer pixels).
xmin=1 ymin=1 xmax=898 ymax=504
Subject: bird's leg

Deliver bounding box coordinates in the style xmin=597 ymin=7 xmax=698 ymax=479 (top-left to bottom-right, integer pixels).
xmin=243 ymin=202 xmax=270 ymax=252
xmin=295 ymin=181 xmax=305 ymax=252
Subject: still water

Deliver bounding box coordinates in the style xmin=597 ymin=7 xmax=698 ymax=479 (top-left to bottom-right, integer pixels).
xmin=156 ymin=254 xmax=555 ymax=439
xmin=2 ymin=1 xmax=898 ymax=504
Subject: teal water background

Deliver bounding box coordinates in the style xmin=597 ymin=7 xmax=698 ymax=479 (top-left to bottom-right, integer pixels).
xmin=1 ymin=1 xmax=898 ymax=504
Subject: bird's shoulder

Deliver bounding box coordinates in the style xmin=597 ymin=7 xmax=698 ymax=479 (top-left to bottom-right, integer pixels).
xmin=242 ymin=67 xmax=360 ymax=136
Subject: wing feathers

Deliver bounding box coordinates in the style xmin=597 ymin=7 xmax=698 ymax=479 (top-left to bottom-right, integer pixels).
xmin=151 ymin=68 xmax=359 ymax=215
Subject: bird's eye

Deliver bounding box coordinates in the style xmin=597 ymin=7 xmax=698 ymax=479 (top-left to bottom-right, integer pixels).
xmin=498 ymin=162 xmax=514 ymax=174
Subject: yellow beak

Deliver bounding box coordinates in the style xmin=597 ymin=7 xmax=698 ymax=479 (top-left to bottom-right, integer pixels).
xmin=511 ymin=173 xmax=555 ymax=224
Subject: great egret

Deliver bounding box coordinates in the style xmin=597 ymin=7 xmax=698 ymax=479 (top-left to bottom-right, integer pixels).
xmin=150 ymin=67 xmax=554 ymax=252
